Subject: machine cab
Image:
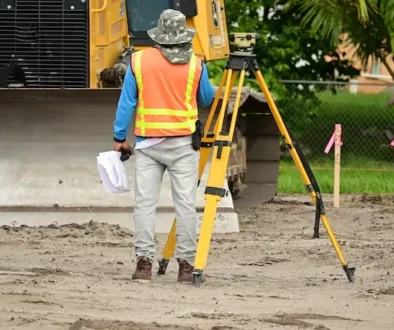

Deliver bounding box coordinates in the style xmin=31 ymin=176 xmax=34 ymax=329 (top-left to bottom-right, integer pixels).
xmin=125 ymin=0 xmax=229 ymax=61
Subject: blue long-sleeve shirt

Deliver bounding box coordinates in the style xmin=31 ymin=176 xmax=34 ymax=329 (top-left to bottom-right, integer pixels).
xmin=114 ymin=62 xmax=215 ymax=143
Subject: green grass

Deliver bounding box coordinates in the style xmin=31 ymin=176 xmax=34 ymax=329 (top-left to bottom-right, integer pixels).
xmin=277 ymin=163 xmax=394 ymax=194
xmin=281 ymin=156 xmax=394 ymax=170
xmin=276 ymin=90 xmax=394 ymax=194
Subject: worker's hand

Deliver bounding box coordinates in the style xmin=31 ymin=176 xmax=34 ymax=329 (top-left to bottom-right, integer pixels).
xmin=113 ymin=141 xmax=133 ymax=153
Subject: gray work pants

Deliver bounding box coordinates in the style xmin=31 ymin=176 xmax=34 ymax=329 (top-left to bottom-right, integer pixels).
xmin=133 ymin=136 xmax=199 ymax=266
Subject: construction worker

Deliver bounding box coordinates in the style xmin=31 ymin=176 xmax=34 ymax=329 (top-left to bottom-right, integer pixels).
xmin=112 ymin=9 xmax=215 ymax=283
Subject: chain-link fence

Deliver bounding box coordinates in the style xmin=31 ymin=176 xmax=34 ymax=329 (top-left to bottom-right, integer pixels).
xmin=272 ymin=80 xmax=394 ymax=194
xmin=277 ymin=81 xmax=394 ymax=168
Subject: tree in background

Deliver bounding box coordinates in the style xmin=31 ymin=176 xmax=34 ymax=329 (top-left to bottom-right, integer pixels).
xmin=208 ymin=0 xmax=359 ymax=136
xmin=209 ymin=0 xmax=359 ymax=100
xmin=291 ymin=0 xmax=394 ymax=80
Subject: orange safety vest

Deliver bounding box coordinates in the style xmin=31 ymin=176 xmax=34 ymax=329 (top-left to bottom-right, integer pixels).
xmin=131 ymin=48 xmax=203 ymax=137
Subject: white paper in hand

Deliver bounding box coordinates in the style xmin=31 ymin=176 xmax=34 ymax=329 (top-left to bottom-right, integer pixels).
xmin=97 ymin=151 xmax=130 ymax=194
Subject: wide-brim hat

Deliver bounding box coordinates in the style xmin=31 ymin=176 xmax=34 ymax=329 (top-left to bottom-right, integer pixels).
xmin=147 ymin=9 xmax=196 ymax=45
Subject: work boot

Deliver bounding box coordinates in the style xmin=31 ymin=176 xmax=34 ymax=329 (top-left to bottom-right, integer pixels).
xmin=177 ymin=259 xmax=194 ymax=283
xmin=132 ymin=257 xmax=152 ymax=283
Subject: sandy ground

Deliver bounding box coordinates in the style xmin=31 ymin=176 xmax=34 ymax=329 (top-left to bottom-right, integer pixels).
xmin=0 ymin=194 xmax=394 ymax=330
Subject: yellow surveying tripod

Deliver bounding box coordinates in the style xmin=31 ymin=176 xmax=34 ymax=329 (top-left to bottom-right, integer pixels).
xmin=157 ymin=33 xmax=356 ymax=287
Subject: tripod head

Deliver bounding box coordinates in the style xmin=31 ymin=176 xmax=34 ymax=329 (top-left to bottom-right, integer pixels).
xmin=229 ymin=33 xmax=259 ymax=55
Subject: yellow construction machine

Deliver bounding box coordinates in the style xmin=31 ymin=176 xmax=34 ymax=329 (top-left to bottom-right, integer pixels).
xmin=0 ymin=0 xmax=280 ymax=225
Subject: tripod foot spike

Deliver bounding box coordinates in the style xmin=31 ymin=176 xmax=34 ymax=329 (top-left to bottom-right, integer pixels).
xmin=192 ymin=270 xmax=203 ymax=287
xmin=157 ymin=259 xmax=170 ymax=275
xmin=343 ymin=264 xmax=356 ymax=282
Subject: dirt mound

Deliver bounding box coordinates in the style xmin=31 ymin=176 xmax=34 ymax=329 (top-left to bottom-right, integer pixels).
xmin=69 ymin=319 xmax=239 ymax=330
xmin=263 ymin=312 xmax=363 ymax=330
xmin=69 ymin=319 xmax=199 ymax=330
xmin=1 ymin=220 xmax=133 ymax=241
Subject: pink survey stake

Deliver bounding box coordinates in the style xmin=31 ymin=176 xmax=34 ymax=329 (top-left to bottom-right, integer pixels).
xmin=325 ymin=124 xmax=343 ymax=154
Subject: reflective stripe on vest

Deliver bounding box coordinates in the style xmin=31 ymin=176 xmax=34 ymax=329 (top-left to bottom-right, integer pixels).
xmin=132 ymin=48 xmax=202 ymax=137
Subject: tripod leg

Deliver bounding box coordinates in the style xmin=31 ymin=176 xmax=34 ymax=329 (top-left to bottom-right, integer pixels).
xmin=286 ymin=130 xmax=323 ymax=238
xmin=193 ymin=69 xmax=246 ymax=287
xmin=158 ymin=69 xmax=231 ymax=275
xmin=157 ymin=220 xmax=176 ymax=274
xmin=253 ymin=69 xmax=355 ymax=282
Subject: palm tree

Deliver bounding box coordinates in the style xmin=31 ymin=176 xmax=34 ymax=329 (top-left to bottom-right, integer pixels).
xmin=288 ymin=0 xmax=394 ymax=80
